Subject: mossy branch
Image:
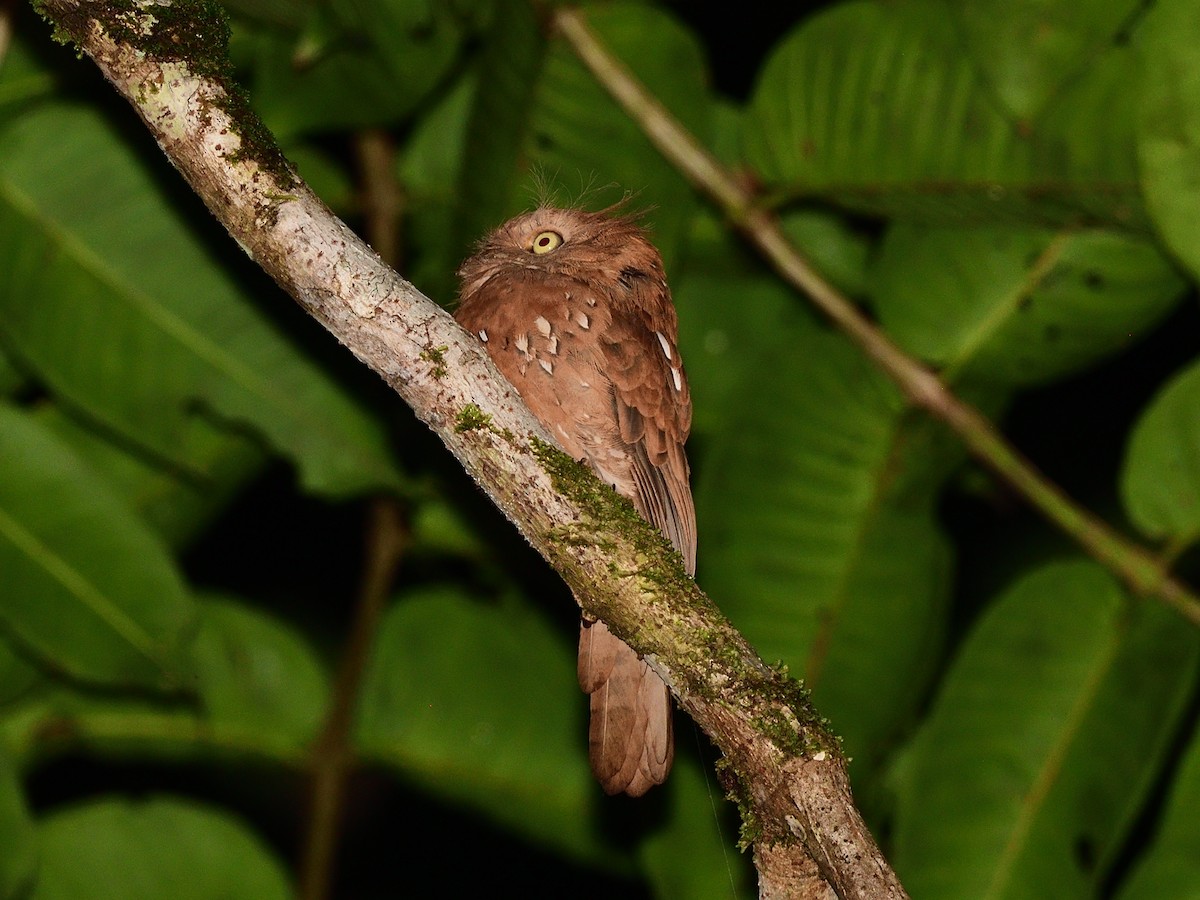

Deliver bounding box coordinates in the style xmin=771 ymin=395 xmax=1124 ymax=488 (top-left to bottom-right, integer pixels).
xmin=32 ymin=0 xmax=904 ymax=896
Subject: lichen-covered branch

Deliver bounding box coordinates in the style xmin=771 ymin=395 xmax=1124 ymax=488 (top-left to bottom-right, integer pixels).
xmin=32 ymin=1 xmax=905 ymax=895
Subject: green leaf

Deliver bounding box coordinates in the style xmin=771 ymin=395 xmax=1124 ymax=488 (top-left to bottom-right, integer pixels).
xmin=0 ymin=103 xmax=403 ymax=496
xmin=1120 ymin=359 xmax=1200 ymax=543
xmin=2 ymin=686 xmax=304 ymax=768
xmin=32 ymin=796 xmax=291 ymax=900
xmin=249 ymin=0 xmax=468 ymax=137
xmin=0 ymin=745 xmax=35 ymax=898
xmin=744 ymin=0 xmax=1144 ymax=224
xmin=779 ymin=208 xmax=871 ymax=299
xmin=948 ymin=0 xmax=1140 ymax=120
xmin=284 ymin=142 xmax=355 ymax=213
xmin=640 ymin=754 xmax=753 ymax=900
xmin=0 ymin=404 xmax=196 ymax=688
xmin=399 ymin=69 xmax=476 ymax=300
xmin=0 ymin=635 xmax=41 ymax=706
xmin=223 ymin=0 xmax=311 ymax=30
xmin=709 ymin=98 xmax=744 ymax=170
xmin=409 ymin=495 xmax=491 ymax=562
xmin=0 ymin=347 xmax=22 ymax=396
xmin=695 ymin=332 xmax=950 ymax=763
xmin=356 ymin=588 xmax=620 ymax=867
xmin=892 ymin=560 xmax=1199 ymax=899
xmin=337 ymin=0 xmax=477 ymax=92
xmin=400 ymin=70 xmax=475 ymax=200
xmin=1032 ymin=44 xmax=1146 ymax=225
xmin=674 ymin=211 xmax=818 ymax=439
xmin=192 ymin=594 xmax=329 ymax=746
xmin=39 ymin=406 xmax=265 ymax=550
xmin=450 ymin=0 xmax=549 ymax=267
xmin=0 ymin=30 xmax=61 ymax=121
xmin=871 ymin=225 xmax=1184 ymax=387
xmin=1137 ymin=0 xmax=1200 ymax=280
xmin=1119 ymin=724 xmax=1200 ymax=900
xmin=675 ymin=205 xmax=869 ymax=429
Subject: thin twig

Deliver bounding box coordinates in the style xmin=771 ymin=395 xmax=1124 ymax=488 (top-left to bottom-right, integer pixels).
xmin=552 ymin=7 xmax=1200 ymax=626
xmin=353 ymin=129 xmax=404 ymax=269
xmin=300 ymin=499 xmax=407 ymax=900
xmin=0 ymin=0 xmax=16 ymax=68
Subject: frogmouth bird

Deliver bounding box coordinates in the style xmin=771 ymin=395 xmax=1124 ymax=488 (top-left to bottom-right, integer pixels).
xmin=455 ymin=206 xmax=695 ymax=796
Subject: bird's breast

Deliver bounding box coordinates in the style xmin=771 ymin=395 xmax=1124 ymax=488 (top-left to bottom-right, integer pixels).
xmin=463 ymin=282 xmax=619 ymax=464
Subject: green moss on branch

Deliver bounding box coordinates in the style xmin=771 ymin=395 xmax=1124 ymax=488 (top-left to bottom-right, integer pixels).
xmin=34 ymin=0 xmax=297 ymax=189
xmin=454 ymin=403 xmax=493 ymax=433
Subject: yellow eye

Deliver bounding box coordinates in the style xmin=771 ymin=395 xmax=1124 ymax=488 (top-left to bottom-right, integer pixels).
xmin=531 ymin=231 xmax=563 ymax=254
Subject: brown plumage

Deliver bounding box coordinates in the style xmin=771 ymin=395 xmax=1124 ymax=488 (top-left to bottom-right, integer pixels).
xmin=455 ymin=206 xmax=695 ymax=796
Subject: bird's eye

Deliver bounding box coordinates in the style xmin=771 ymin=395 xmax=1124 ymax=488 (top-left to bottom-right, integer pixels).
xmin=531 ymin=231 xmax=563 ymax=254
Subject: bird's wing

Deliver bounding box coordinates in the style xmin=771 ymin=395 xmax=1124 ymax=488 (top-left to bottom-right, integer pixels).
xmin=598 ymin=298 xmax=695 ymax=576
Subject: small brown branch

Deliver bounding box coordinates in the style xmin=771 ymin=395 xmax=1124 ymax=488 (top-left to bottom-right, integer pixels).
xmin=0 ymin=0 xmax=16 ymax=66
xmin=299 ymin=499 xmax=407 ymax=900
xmin=353 ymin=129 xmax=403 ymax=269
xmin=34 ymin=1 xmax=904 ymax=896
xmin=552 ymin=6 xmax=1200 ymax=628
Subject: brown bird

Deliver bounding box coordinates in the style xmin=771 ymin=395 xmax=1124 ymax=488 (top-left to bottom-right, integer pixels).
xmin=455 ymin=206 xmax=695 ymax=796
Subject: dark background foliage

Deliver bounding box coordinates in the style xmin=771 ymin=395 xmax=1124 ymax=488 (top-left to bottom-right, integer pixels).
xmin=1 ymin=0 xmax=1199 ymax=897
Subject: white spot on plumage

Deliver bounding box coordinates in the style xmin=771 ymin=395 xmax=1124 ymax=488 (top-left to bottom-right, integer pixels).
xmin=671 ymin=367 xmax=683 ymax=392
xmin=539 ymin=358 xmax=554 ymax=374
xmin=655 ymin=331 xmax=672 ymax=360
xmin=478 ymin=329 xmax=488 ymax=343
xmin=585 ymin=295 xmax=597 ymax=307
xmin=548 ymin=334 xmax=559 ymax=354
xmin=576 ymin=312 xmax=590 ymax=330
xmin=515 ymin=333 xmax=529 ymax=354
xmin=535 ymin=316 xmax=551 ymax=336
xmin=579 ymin=380 xmax=590 ymax=389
